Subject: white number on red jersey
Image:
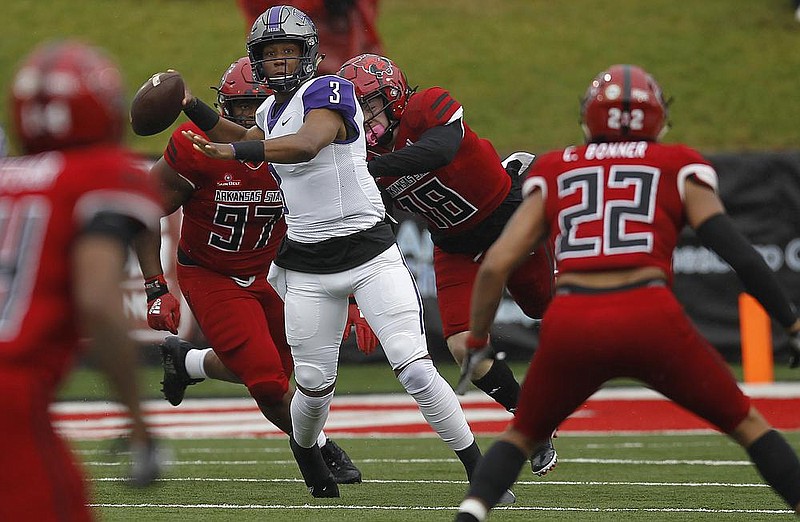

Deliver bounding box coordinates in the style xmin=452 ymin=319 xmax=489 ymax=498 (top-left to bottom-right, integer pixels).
xmin=209 ymin=203 xmax=283 ymax=252
xmin=0 ymin=197 xmax=50 ymax=340
xmin=556 ymin=165 xmax=659 ymax=259
xmin=394 ymin=178 xmax=477 ymax=229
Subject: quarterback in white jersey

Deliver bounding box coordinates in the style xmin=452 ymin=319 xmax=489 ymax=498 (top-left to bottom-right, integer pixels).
xmin=180 ymin=4 xmax=512 ymax=503
xmin=255 ymin=75 xmax=384 ymax=243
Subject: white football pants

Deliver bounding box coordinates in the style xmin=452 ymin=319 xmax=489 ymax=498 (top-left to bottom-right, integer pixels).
xmin=268 ymin=244 xmax=473 ymax=450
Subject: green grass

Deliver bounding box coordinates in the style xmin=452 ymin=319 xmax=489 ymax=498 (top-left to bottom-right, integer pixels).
xmin=78 ymin=433 xmax=800 ymax=521
xmin=59 ymin=360 xmax=800 ymax=402
xmin=2 ymin=1 xmax=799 ymax=157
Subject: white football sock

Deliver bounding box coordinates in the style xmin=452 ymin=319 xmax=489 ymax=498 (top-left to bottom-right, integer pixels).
xmin=184 ymin=348 xmax=212 ymax=379
xmin=290 ymin=389 xmax=334 ymax=448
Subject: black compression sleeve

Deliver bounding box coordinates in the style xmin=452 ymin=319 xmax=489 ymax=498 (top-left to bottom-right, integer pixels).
xmin=80 ymin=211 xmax=146 ymax=247
xmin=183 ymin=98 xmax=220 ymax=131
xmin=367 ymin=121 xmax=462 ymax=178
xmin=695 ymin=213 xmax=797 ymax=328
xmin=232 ymin=141 xmax=266 ymax=162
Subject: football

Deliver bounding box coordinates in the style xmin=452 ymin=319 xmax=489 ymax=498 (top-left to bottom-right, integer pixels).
xmin=130 ymin=71 xmax=185 ymax=136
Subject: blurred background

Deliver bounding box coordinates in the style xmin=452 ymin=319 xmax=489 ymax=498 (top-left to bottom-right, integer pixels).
xmin=2 ymin=0 xmax=799 ymax=395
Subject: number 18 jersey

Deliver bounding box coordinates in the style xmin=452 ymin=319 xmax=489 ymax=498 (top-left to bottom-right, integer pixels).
xmin=376 ymin=87 xmax=510 ymax=236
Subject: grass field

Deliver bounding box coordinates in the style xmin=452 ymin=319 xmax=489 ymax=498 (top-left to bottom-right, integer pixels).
xmin=78 ymin=433 xmax=800 ymax=521
xmin=62 ymin=360 xmax=800 ymax=520
xmin=59 ymin=359 xmax=800 ymax=402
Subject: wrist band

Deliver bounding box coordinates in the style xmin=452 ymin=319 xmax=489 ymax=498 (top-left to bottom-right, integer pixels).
xmin=232 ymin=141 xmax=266 ymax=162
xmin=465 ymin=332 xmax=489 ymax=350
xmin=183 ymin=98 xmax=220 ymax=131
xmin=144 ymin=274 xmax=169 ymax=301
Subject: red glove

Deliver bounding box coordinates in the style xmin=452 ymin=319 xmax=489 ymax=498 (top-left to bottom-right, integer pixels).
xmin=343 ymin=302 xmax=379 ymax=355
xmin=144 ymin=274 xmax=181 ymax=334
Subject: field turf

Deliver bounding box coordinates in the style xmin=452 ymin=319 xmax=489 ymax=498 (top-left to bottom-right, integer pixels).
xmin=78 ymin=433 xmax=799 ymax=521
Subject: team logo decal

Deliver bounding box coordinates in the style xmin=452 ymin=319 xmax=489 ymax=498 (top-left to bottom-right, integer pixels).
xmin=217 ymin=173 xmax=242 ymax=187
xmin=360 ymin=56 xmax=393 ymax=79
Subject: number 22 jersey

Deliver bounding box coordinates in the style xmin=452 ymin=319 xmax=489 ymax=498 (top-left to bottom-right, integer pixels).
xmin=524 ymin=141 xmax=718 ymax=280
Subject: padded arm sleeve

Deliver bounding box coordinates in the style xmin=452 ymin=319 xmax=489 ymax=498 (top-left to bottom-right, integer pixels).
xmin=695 ymin=213 xmax=797 ymax=328
xmin=367 ymin=121 xmax=463 ymax=178
xmin=80 ymin=211 xmax=147 ymax=248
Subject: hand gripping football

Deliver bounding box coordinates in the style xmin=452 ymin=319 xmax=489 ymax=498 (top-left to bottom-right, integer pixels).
xmin=130 ymin=71 xmax=185 ymax=136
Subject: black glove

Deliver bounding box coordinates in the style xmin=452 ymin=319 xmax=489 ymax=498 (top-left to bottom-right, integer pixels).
xmin=504 ymin=159 xmax=523 ymax=177
xmin=501 ymin=151 xmax=536 ymax=178
xmin=788 ymin=330 xmax=800 ymax=369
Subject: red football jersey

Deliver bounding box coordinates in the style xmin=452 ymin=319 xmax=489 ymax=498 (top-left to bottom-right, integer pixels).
xmin=376 ymin=87 xmax=511 ymax=235
xmin=165 ymin=122 xmax=286 ymax=277
xmin=524 ymin=141 xmax=717 ymax=279
xmin=0 ymin=146 xmax=161 ymax=382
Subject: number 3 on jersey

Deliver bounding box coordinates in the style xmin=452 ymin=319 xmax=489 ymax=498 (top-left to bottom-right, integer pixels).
xmin=557 ymin=165 xmax=659 ymax=259
xmin=329 ymin=81 xmax=340 ymax=104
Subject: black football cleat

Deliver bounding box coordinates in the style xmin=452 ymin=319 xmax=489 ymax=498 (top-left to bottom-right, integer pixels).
xmin=160 ymin=336 xmax=204 ymax=406
xmin=498 ymin=488 xmax=517 ymax=504
xmin=321 ymin=438 xmax=362 ymax=484
xmin=309 ymin=479 xmax=340 ymax=498
xmin=289 ymin=437 xmax=341 ymax=498
xmin=530 ymin=437 xmax=558 ymax=477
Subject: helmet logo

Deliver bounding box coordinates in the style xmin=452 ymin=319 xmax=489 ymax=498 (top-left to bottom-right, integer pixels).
xmin=360 ymin=56 xmax=393 ymax=79
xmin=631 ymin=88 xmax=651 ymax=102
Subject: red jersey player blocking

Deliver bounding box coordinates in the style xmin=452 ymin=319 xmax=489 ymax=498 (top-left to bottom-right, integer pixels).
xmin=454 ymin=64 xmax=800 ymax=521
xmin=338 ymin=53 xmax=557 ymax=476
xmin=134 ymin=56 xmax=362 ymax=483
xmin=0 ymin=41 xmax=165 ymax=521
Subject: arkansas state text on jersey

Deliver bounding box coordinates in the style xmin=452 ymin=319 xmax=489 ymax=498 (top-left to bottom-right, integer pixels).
xmin=165 ymin=121 xmax=286 ymax=277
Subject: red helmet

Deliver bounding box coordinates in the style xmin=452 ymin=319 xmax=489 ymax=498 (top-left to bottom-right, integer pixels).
xmin=10 ymin=40 xmax=126 ymax=154
xmin=213 ymin=56 xmax=273 ymax=127
xmin=581 ymin=64 xmax=669 ymax=143
xmin=337 ymin=54 xmax=415 ymax=147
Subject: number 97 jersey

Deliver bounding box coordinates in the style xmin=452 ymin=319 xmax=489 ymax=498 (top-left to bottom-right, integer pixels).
xmin=165 ymin=121 xmax=286 ymax=277
xmin=524 ymin=141 xmax=718 ymax=281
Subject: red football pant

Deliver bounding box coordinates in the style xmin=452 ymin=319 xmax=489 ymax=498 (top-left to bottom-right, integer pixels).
xmin=513 ymin=285 xmax=751 ymax=441
xmin=0 ymin=369 xmax=92 ymax=522
xmin=434 ymin=245 xmax=553 ymax=339
xmin=177 ymin=264 xmax=293 ymax=406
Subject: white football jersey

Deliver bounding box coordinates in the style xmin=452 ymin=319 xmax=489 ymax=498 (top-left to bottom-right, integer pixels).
xmin=255 ymin=75 xmax=385 ymax=243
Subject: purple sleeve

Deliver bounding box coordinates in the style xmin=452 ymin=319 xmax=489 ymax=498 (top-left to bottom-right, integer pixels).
xmin=302 ymin=76 xmax=359 ymax=141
